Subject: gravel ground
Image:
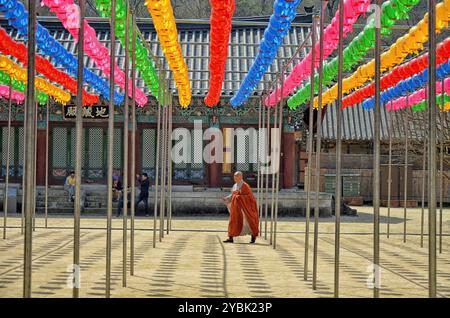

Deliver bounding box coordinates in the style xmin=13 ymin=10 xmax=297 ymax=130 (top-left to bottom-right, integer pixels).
xmin=0 ymin=206 xmax=449 ymax=298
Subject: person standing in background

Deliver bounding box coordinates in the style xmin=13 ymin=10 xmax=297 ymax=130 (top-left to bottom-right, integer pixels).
xmin=64 ymin=170 xmax=76 ymax=202
xmin=135 ymin=173 xmax=150 ymax=216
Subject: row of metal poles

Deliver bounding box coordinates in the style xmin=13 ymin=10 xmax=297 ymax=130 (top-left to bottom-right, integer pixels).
xmin=255 ymin=0 xmax=328 ymax=290
xmin=255 ymin=5 xmax=316 ymax=251
xmin=385 ymin=94 xmax=447 ymax=253
xmin=254 ymin=0 xmax=442 ymax=297
xmin=3 ymin=0 xmax=175 ymax=298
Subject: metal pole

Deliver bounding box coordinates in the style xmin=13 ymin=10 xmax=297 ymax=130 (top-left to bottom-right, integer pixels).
xmin=269 ymin=79 xmax=279 ymax=246
xmin=105 ymin=0 xmax=116 ymax=298
xmin=439 ymin=79 xmax=444 ymax=254
xmin=44 ymin=99 xmax=49 ymax=228
xmin=264 ymin=98 xmax=270 ymax=240
xmin=32 ymin=102 xmax=37 ymax=232
xmin=304 ymin=14 xmax=318 ymax=282
xmin=3 ymin=78 xmax=12 ymax=239
xmin=273 ymin=60 xmax=285 ymax=249
xmin=121 ymin=0 xmax=130 ymax=288
xmin=164 ymin=86 xmax=170 ymax=235
xmin=427 ymin=0 xmax=437 ymax=298
xmin=333 ymin=0 xmax=344 ymax=298
xmin=153 ymin=70 xmax=162 ymax=248
xmin=259 ymin=89 xmax=266 ymax=237
xmin=257 ymin=96 xmax=262 ymax=229
xmin=159 ymin=80 xmax=167 ymax=242
xmin=402 ymin=103 xmax=410 ymax=245
xmin=373 ymin=0 xmax=382 ymax=298
xmin=163 ymin=86 xmax=169 ymax=237
xmin=387 ymin=109 xmax=393 ymax=239
xmin=21 ymin=96 xmax=26 ymax=235
xmin=162 ymin=83 xmax=169 ymax=240
xmin=73 ymin=0 xmax=85 ymax=299
xmin=130 ymin=9 xmax=136 ymax=276
xmin=23 ymin=0 xmax=37 ymax=298
xmin=420 ymin=132 xmax=427 ymax=248
xmin=167 ymin=92 xmax=173 ymax=233
xmin=312 ymin=4 xmax=325 ymax=290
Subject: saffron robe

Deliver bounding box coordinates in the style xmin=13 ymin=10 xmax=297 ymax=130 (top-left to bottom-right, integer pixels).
xmin=226 ymin=181 xmax=259 ymax=237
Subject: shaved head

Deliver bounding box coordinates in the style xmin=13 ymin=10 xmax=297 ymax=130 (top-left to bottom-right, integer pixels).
xmin=233 ymin=171 xmax=243 ymax=184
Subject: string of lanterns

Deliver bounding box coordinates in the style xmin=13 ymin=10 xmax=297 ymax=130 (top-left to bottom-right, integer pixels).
xmin=342 ymin=37 xmax=450 ymax=108
xmin=410 ymin=93 xmax=450 ymax=112
xmin=230 ymin=0 xmax=302 ymax=108
xmin=204 ymin=0 xmax=235 ymax=107
xmin=362 ymin=58 xmax=450 ymax=109
xmin=95 ymin=0 xmax=160 ymax=100
xmin=42 ymin=0 xmax=148 ymax=106
xmin=0 ymin=70 xmax=49 ymax=105
xmin=315 ymin=0 xmax=450 ymax=108
xmin=287 ymin=0 xmax=421 ymax=110
xmin=0 ymin=56 xmax=71 ymax=105
xmin=266 ymin=0 xmax=371 ymax=106
xmin=0 ymin=84 xmax=25 ymax=103
xmin=387 ymin=77 xmax=450 ymax=111
xmin=0 ymin=27 xmax=99 ymax=106
xmin=146 ymin=0 xmax=191 ymax=107
xmin=0 ymin=0 xmax=123 ymax=104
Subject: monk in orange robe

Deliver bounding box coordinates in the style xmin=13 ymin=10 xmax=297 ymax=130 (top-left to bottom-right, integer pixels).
xmin=223 ymin=171 xmax=259 ymax=244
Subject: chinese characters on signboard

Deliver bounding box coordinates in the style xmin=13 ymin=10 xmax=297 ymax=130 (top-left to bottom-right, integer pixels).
xmin=64 ymin=105 xmax=109 ymax=119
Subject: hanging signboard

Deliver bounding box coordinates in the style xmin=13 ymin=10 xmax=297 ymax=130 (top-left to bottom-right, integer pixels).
xmin=63 ymin=105 xmax=109 ymax=120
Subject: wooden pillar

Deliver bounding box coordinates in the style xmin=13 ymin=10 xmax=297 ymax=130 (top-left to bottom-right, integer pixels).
xmin=209 ymin=161 xmax=221 ymax=188
xmin=282 ymin=131 xmax=296 ymax=189
xmin=208 ymin=118 xmax=221 ymax=188
xmin=36 ymin=128 xmax=47 ymax=185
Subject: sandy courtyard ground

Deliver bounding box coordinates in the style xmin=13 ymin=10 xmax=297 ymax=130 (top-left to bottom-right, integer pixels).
xmin=0 ymin=206 xmax=449 ymax=298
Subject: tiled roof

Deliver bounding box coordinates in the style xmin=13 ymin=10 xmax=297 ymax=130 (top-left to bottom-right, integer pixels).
xmin=321 ymin=102 xmax=449 ymax=141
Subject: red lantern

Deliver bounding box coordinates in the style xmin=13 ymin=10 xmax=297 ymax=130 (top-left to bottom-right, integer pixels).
xmin=205 ymin=0 xmax=235 ymax=107
xmin=0 ymin=27 xmax=99 ymax=105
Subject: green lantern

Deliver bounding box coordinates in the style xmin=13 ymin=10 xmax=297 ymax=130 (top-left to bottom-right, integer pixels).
xmin=95 ymin=0 xmax=160 ymax=100
xmin=287 ymin=0 xmax=420 ymax=110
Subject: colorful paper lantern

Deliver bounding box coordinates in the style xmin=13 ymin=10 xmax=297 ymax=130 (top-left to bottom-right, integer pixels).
xmin=146 ymin=0 xmax=191 ymax=107
xmin=230 ymin=0 xmax=301 ymax=108
xmin=0 ymin=84 xmax=25 ymax=103
xmin=343 ymin=38 xmax=450 ymax=108
xmin=95 ymin=0 xmax=161 ymax=101
xmin=204 ymin=0 xmax=235 ymax=107
xmin=0 ymin=55 xmax=71 ymax=105
xmin=0 ymin=0 xmax=123 ymax=104
xmin=42 ymin=0 xmax=147 ymax=106
xmin=267 ymin=0 xmax=371 ymax=106
xmin=287 ymin=0 xmax=421 ymax=110
xmin=315 ymin=0 xmax=449 ymax=108
xmin=0 ymin=26 xmax=99 ymax=106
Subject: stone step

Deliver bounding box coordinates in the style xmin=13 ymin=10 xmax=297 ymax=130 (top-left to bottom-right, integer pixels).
xmin=36 ymin=208 xmax=74 ymax=214
xmin=36 ymin=192 xmax=69 ymax=196
xmin=84 ymin=202 xmax=118 ymax=208
xmin=81 ymin=208 xmax=109 ymax=214
xmin=85 ymin=196 xmax=107 ymax=202
xmin=36 ymin=190 xmax=69 ymax=196
xmin=36 ymin=202 xmax=74 ymax=208
xmin=36 ymin=197 xmax=72 ymax=203
xmin=36 ymin=201 xmax=117 ymax=208
xmin=81 ymin=207 xmax=151 ymax=215
xmin=85 ymin=202 xmax=102 ymax=208
xmin=85 ymin=191 xmax=107 ymax=195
